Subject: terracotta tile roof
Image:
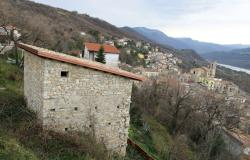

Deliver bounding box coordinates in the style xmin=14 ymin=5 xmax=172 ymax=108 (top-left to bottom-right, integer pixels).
xmin=201 ymin=67 xmax=209 ymax=72
xmin=0 ymin=25 xmax=16 ymax=30
xmin=85 ymin=42 xmax=120 ymax=54
xmin=224 ymin=128 xmax=250 ymax=147
xmin=17 ymin=43 xmax=144 ymax=81
xmin=68 ymin=50 xmax=82 ymax=55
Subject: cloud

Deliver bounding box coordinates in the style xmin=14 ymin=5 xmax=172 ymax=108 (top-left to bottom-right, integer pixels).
xmin=163 ymin=0 xmax=250 ymax=44
xmin=32 ymin=0 xmax=217 ymax=27
xmin=31 ymin=0 xmax=250 ymax=44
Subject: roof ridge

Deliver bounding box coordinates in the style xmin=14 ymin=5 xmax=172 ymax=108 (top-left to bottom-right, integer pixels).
xmin=17 ymin=43 xmax=144 ymax=81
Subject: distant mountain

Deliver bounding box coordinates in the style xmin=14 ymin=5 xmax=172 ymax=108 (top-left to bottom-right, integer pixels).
xmin=128 ymin=27 xmax=250 ymax=54
xmin=203 ymin=48 xmax=250 ymax=69
xmin=131 ymin=27 xmax=187 ymax=49
xmin=121 ymin=27 xmax=151 ymax=42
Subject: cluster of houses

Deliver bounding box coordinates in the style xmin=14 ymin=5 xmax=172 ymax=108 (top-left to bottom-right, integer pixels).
xmin=0 ymin=25 xmax=21 ymax=55
xmin=188 ymin=62 xmax=247 ymax=103
xmin=145 ymin=51 xmax=181 ymax=73
xmin=0 ymin=25 xmax=21 ymax=43
xmin=67 ymin=34 xmax=182 ymax=77
xmin=178 ymin=62 xmax=250 ymax=158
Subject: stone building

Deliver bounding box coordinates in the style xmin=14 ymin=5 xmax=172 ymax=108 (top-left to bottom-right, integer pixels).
xmin=215 ymin=80 xmax=240 ymax=97
xmin=17 ymin=43 xmax=144 ymax=156
xmin=222 ymin=129 xmax=250 ymax=158
xmin=190 ymin=61 xmax=217 ymax=82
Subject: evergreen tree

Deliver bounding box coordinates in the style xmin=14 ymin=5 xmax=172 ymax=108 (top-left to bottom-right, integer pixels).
xmin=95 ymin=46 xmax=106 ymax=64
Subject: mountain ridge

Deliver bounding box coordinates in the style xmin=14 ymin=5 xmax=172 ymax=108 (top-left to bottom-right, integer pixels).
xmin=128 ymin=27 xmax=250 ymax=54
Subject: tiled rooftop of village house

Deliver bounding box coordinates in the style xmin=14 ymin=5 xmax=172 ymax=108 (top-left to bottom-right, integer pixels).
xmin=85 ymin=42 xmax=120 ymax=54
xmin=17 ymin=43 xmax=145 ymax=81
xmin=225 ymin=128 xmax=250 ymax=147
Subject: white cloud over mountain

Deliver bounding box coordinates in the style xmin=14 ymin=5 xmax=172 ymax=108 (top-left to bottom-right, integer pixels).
xmin=32 ymin=0 xmax=250 ymax=44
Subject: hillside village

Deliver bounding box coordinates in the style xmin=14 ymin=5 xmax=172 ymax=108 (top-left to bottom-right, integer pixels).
xmin=1 ymin=23 xmax=250 ymax=159
xmin=1 ymin=1 xmax=250 ymax=159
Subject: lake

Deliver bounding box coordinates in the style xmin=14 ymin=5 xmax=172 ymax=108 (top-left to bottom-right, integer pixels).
xmin=218 ymin=63 xmax=250 ymax=75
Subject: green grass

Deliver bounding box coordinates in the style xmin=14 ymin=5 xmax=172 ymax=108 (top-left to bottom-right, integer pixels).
xmin=143 ymin=116 xmax=172 ymax=156
xmin=125 ymin=145 xmax=145 ymax=160
xmin=129 ymin=125 xmax=159 ymax=159
xmin=0 ymin=130 xmax=38 ymax=160
xmin=0 ymin=58 xmax=23 ymax=94
xmin=129 ymin=113 xmax=197 ymax=160
xmin=129 ymin=115 xmax=173 ymax=160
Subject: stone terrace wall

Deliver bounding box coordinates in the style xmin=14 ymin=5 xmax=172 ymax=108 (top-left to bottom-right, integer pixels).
xmin=41 ymin=58 xmax=133 ymax=155
xmin=24 ymin=52 xmax=44 ymax=120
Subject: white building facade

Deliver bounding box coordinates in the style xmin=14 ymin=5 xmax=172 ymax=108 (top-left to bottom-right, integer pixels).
xmin=84 ymin=43 xmax=120 ymax=67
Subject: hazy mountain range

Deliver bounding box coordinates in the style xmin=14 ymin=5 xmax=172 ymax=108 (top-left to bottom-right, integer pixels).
xmin=128 ymin=27 xmax=250 ymax=54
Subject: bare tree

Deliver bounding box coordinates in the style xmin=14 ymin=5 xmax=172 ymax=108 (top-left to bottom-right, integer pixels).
xmin=133 ymin=76 xmax=196 ymax=135
xmin=0 ymin=15 xmax=11 ymax=53
xmin=132 ymin=74 xmax=234 ymax=160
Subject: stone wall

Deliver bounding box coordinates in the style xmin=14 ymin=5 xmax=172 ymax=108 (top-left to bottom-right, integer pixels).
xmin=24 ymin=52 xmax=44 ymax=120
xmin=222 ymin=130 xmax=243 ymax=157
xmin=24 ymin=51 xmax=134 ymax=156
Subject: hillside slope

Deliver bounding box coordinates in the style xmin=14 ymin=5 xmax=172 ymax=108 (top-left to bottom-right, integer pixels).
xmin=0 ymin=0 xmax=142 ymax=51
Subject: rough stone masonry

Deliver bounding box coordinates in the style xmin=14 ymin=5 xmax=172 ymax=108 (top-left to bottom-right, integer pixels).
xmin=19 ymin=43 xmax=144 ymax=156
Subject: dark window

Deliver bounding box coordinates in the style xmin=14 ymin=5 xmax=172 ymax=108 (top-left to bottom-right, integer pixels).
xmin=65 ymin=128 xmax=68 ymax=131
xmin=61 ymin=71 xmax=69 ymax=77
xmin=74 ymin=107 xmax=78 ymax=111
xmin=50 ymin=108 xmax=55 ymax=112
xmin=117 ymin=106 xmax=120 ymax=109
xmin=108 ymin=122 xmax=111 ymax=125
xmin=89 ymin=125 xmax=92 ymax=128
xmin=95 ymin=106 xmax=98 ymax=110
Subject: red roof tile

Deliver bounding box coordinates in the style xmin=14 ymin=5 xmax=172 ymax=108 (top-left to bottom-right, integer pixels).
xmin=224 ymin=129 xmax=250 ymax=147
xmin=68 ymin=50 xmax=81 ymax=55
xmin=17 ymin=43 xmax=144 ymax=81
xmin=0 ymin=25 xmax=16 ymax=30
xmin=85 ymin=42 xmax=120 ymax=54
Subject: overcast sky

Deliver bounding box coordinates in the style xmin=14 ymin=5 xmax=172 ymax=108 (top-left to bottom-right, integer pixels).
xmin=31 ymin=0 xmax=250 ymax=45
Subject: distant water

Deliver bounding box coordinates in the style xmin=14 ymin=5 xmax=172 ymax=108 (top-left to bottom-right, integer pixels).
xmin=218 ymin=63 xmax=250 ymax=75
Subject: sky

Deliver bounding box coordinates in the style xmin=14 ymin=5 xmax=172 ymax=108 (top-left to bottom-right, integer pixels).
xmin=31 ymin=0 xmax=250 ymax=45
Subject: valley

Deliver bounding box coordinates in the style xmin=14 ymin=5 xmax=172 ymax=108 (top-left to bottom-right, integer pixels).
xmin=0 ymin=0 xmax=250 ymax=160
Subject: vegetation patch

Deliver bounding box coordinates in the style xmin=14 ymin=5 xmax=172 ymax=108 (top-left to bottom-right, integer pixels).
xmin=0 ymin=131 xmax=38 ymax=160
